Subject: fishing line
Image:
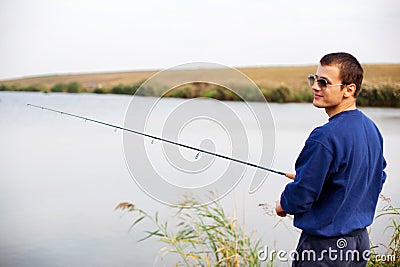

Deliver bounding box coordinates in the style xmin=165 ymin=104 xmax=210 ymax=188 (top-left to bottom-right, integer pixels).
xmin=27 ymin=103 xmax=294 ymax=179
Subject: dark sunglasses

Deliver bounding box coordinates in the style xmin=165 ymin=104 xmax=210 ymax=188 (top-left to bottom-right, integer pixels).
xmin=307 ymin=74 xmax=344 ymax=89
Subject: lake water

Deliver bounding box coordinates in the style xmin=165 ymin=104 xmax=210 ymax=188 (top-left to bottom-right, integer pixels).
xmin=1 ymin=92 xmax=399 ymax=266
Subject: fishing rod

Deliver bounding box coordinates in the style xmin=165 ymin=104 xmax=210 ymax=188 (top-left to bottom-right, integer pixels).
xmin=27 ymin=103 xmax=295 ymax=179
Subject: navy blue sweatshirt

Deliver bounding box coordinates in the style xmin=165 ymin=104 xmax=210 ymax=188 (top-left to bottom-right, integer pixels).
xmin=280 ymin=109 xmax=386 ymax=237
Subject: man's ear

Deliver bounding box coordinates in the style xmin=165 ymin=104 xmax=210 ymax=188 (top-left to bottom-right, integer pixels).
xmin=343 ymin=83 xmax=356 ymax=98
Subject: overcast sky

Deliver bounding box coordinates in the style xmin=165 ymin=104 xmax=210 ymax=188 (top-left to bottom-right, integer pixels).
xmin=0 ymin=0 xmax=399 ymax=80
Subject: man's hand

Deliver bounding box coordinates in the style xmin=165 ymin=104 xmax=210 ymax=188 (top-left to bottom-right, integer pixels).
xmin=275 ymin=201 xmax=287 ymax=217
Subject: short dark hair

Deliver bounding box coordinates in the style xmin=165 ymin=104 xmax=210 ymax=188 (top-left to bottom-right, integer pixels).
xmin=320 ymin=52 xmax=364 ymax=97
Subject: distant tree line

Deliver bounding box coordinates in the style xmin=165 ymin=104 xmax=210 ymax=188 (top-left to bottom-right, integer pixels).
xmin=50 ymin=82 xmax=82 ymax=93
xmin=0 ymin=80 xmax=145 ymax=95
xmin=357 ymin=84 xmax=400 ymax=107
xmin=1 ymin=80 xmax=399 ymax=107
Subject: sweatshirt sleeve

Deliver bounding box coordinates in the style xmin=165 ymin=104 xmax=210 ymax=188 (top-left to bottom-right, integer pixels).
xmin=280 ymin=138 xmax=334 ymax=215
xmin=380 ymin=156 xmax=387 ymax=192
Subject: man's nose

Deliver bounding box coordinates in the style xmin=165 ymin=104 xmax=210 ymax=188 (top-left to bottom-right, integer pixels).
xmin=312 ymin=82 xmax=320 ymax=91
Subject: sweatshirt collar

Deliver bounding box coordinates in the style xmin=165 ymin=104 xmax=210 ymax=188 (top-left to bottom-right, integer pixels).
xmin=329 ymin=109 xmax=360 ymax=121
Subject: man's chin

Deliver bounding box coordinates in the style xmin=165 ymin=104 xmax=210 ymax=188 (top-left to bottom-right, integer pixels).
xmin=313 ymin=100 xmax=325 ymax=108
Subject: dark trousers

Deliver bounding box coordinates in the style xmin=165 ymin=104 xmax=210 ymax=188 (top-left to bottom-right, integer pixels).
xmin=292 ymin=228 xmax=370 ymax=267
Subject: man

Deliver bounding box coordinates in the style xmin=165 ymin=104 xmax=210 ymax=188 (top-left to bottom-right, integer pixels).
xmin=275 ymin=52 xmax=387 ymax=266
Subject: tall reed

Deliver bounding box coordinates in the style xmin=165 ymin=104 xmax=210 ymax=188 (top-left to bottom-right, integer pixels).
xmin=368 ymin=195 xmax=400 ymax=266
xmin=116 ymin=194 xmax=266 ymax=266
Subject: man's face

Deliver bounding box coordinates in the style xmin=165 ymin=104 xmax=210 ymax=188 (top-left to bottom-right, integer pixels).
xmin=312 ymin=64 xmax=345 ymax=108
